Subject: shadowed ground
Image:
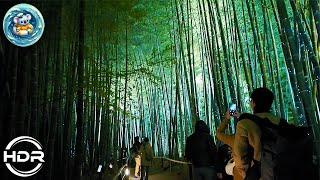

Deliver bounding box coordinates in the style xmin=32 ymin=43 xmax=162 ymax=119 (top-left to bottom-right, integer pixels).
xmin=104 ymin=158 xmax=190 ymax=180
xmin=128 ymin=167 xmax=185 ymax=180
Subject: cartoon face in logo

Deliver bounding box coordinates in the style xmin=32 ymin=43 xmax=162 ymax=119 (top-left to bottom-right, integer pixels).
xmin=2 ymin=3 xmax=44 ymax=47
xmin=13 ymin=13 xmax=33 ymax=36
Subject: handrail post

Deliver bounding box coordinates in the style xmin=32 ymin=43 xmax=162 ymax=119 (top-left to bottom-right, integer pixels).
xmin=161 ymin=158 xmax=163 ymax=169
xmin=188 ymin=164 xmax=192 ymax=180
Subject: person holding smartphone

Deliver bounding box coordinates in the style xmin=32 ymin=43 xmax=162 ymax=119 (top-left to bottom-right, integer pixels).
xmin=216 ymin=105 xmax=242 ymax=180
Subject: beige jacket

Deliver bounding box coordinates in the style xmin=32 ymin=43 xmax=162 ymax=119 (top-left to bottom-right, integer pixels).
xmin=233 ymin=113 xmax=280 ymax=179
xmin=216 ymin=119 xmax=241 ymax=180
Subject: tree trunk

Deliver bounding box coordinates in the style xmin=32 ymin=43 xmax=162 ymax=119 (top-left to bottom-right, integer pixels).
xmin=74 ymin=0 xmax=85 ymax=178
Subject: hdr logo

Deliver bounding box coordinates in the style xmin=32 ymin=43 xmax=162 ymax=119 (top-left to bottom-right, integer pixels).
xmin=3 ymin=136 xmax=45 ymax=177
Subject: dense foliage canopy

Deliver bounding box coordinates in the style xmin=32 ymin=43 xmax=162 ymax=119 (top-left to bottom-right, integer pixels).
xmin=0 ymin=0 xmax=319 ymax=179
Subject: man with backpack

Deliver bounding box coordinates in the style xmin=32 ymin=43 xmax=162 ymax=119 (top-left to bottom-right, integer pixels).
xmin=233 ymin=87 xmax=313 ymax=180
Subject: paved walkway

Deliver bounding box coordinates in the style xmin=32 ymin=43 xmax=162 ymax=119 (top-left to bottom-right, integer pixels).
xmin=128 ymin=167 xmax=185 ymax=180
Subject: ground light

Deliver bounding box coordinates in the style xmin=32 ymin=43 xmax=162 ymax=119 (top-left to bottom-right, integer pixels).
xmin=121 ymin=166 xmax=130 ymax=180
xmin=97 ymin=165 xmax=102 ymax=173
xmin=124 ymin=167 xmax=130 ymax=176
xmin=97 ymin=165 xmax=103 ymax=180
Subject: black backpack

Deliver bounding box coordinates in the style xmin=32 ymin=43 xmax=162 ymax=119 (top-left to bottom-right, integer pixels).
xmin=239 ymin=113 xmax=314 ymax=180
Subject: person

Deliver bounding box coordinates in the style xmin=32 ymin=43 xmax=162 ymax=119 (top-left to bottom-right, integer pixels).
xmin=185 ymin=120 xmax=217 ymax=180
xmin=233 ymin=87 xmax=280 ymax=179
xmin=216 ymin=144 xmax=233 ymax=180
xmin=120 ymin=147 xmax=127 ymax=165
xmin=140 ymin=137 xmax=153 ymax=180
xmin=216 ymin=110 xmax=242 ymax=180
xmin=130 ymin=136 xmax=142 ymax=178
xmin=217 ymin=144 xmax=233 ymax=180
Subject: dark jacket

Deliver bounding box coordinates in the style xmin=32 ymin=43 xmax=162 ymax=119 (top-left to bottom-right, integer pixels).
xmin=217 ymin=144 xmax=233 ymax=180
xmin=131 ymin=142 xmax=142 ymax=156
xmin=140 ymin=142 xmax=153 ymax=166
xmin=185 ymin=120 xmax=217 ymax=167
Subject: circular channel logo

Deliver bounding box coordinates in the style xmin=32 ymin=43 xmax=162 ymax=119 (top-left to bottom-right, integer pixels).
xmin=3 ymin=136 xmax=45 ymax=177
xmin=2 ymin=3 xmax=45 ymax=47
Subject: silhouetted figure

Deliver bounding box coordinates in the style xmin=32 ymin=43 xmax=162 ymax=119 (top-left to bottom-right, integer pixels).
xmin=140 ymin=137 xmax=153 ymax=180
xmin=120 ymin=147 xmax=127 ymax=165
xmin=216 ymin=144 xmax=233 ymax=180
xmin=185 ymin=120 xmax=217 ymax=180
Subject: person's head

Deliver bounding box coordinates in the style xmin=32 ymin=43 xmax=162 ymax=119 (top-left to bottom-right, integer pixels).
xmin=143 ymin=137 xmax=149 ymax=143
xmin=134 ymin=136 xmax=140 ymax=143
xmin=195 ymin=120 xmax=210 ymax=133
xmin=143 ymin=137 xmax=149 ymax=142
xmin=250 ymin=87 xmax=274 ymax=113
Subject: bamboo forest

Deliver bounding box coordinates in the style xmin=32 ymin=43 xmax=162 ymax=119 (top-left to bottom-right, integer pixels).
xmin=0 ymin=0 xmax=320 ymax=179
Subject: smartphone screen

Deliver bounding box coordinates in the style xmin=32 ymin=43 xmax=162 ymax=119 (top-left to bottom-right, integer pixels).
xmin=229 ymin=104 xmax=237 ymax=114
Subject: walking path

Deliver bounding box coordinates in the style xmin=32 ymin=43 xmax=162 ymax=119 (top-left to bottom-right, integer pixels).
xmin=111 ymin=157 xmax=191 ymax=180
xmin=128 ymin=167 xmax=185 ymax=180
